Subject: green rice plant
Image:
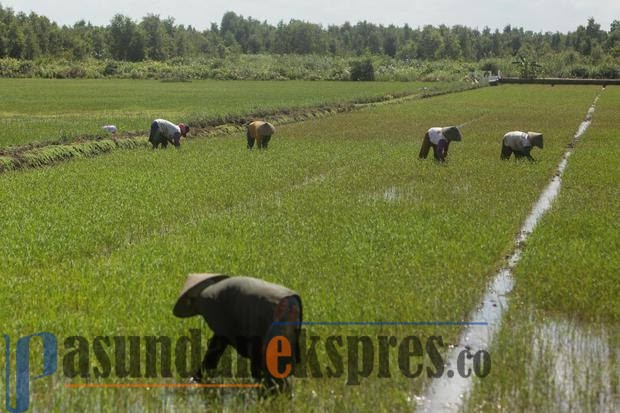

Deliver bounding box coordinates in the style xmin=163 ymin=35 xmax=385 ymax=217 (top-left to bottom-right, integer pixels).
xmin=508 ymin=87 xmax=620 ymax=322
xmin=0 ymin=78 xmax=445 ymax=149
xmin=466 ymin=87 xmax=619 ymax=412
xmin=0 ymin=85 xmax=606 ymax=411
xmin=0 ymin=155 xmax=17 ymax=171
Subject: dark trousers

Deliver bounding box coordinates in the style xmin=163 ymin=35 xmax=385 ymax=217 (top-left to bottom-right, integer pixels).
xmin=419 ymin=134 xmax=449 ymax=161
xmin=194 ymin=296 xmax=301 ymax=385
xmin=195 ymin=335 xmax=264 ymax=380
xmin=149 ymin=122 xmax=164 ymax=148
xmin=247 ymin=131 xmax=272 ymax=149
xmin=501 ymin=144 xmax=534 ymax=161
xmin=149 ymin=121 xmax=179 ymax=149
xmin=259 ymin=135 xmax=271 ymax=149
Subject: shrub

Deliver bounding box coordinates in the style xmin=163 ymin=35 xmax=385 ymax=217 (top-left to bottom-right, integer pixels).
xmin=593 ymin=65 xmax=618 ymax=79
xmin=480 ymin=60 xmax=500 ymax=74
xmin=65 ymin=65 xmax=87 ymax=79
xmin=570 ymin=66 xmax=589 ymax=78
xmin=18 ymin=61 xmax=33 ymax=76
xmin=103 ymin=61 xmax=119 ymax=76
xmin=349 ymin=58 xmax=375 ymax=81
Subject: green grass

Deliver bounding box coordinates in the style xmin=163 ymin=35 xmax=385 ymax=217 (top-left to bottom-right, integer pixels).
xmin=0 ymin=84 xmax=607 ymax=411
xmin=0 ymin=78 xmax=449 ymax=149
xmin=466 ymin=87 xmax=619 ymax=412
xmin=510 ymin=87 xmax=620 ymax=322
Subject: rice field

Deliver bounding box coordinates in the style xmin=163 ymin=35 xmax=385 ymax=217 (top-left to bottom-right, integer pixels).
xmin=0 ymin=82 xmax=617 ymax=412
xmin=466 ymin=86 xmax=620 ymax=412
xmin=0 ymin=79 xmax=449 ymax=149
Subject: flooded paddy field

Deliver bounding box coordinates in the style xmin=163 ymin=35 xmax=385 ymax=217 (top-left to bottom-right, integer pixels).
xmin=466 ymin=87 xmax=619 ymax=412
xmin=1 ymin=84 xmax=616 ymax=411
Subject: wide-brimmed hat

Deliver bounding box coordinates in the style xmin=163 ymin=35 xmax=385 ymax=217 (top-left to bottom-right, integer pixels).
xmin=527 ymin=132 xmax=543 ymax=148
xmin=173 ymin=273 xmax=229 ymax=318
xmin=442 ymin=126 xmax=462 ymax=142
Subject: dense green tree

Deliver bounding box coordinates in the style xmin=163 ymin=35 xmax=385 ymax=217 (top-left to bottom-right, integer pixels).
xmin=6 ymin=20 xmax=25 ymax=58
xmin=108 ymin=14 xmax=132 ymax=60
xmin=382 ymin=28 xmax=398 ymax=57
xmin=22 ymin=25 xmax=39 ymax=59
xmin=90 ymin=26 xmax=107 ymax=58
xmin=174 ymin=26 xmax=188 ymax=57
xmin=417 ymin=25 xmax=442 ymax=59
xmin=141 ymin=14 xmax=168 ymax=60
xmin=439 ymin=25 xmax=461 ymax=59
xmin=0 ymin=21 xmax=7 ymax=56
xmin=0 ymin=4 xmax=616 ymax=73
xmin=607 ymin=20 xmax=620 ymax=57
xmin=108 ymin=14 xmax=145 ymax=61
xmin=396 ymin=40 xmax=417 ymax=61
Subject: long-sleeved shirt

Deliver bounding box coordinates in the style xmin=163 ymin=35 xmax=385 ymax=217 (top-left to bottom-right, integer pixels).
xmin=154 ymin=119 xmax=181 ymax=140
xmin=427 ymin=127 xmax=447 ymax=145
xmin=174 ymin=275 xmax=302 ymax=360
xmin=503 ymin=131 xmax=531 ymax=151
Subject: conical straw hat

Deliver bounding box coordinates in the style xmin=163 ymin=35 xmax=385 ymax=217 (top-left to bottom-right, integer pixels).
xmin=173 ymin=273 xmax=229 ymax=318
xmin=442 ymin=126 xmax=462 ymax=141
xmin=527 ymin=132 xmax=544 ymax=148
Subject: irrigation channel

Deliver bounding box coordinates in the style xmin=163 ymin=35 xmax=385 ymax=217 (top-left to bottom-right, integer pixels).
xmin=418 ymin=88 xmax=605 ymax=412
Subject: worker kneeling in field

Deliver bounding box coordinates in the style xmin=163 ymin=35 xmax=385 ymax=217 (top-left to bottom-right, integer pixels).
xmin=149 ymin=119 xmax=189 ymax=149
xmin=247 ymin=120 xmax=276 ymax=149
xmin=419 ymin=126 xmax=462 ymax=162
xmin=501 ymin=131 xmax=543 ymax=161
xmin=173 ymin=273 xmax=302 ymax=388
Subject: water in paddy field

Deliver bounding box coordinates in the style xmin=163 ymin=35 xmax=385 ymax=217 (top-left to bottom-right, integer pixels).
xmin=362 ymin=185 xmax=403 ymax=203
xmin=383 ymin=186 xmax=400 ymax=202
xmin=417 ymin=90 xmax=604 ymax=412
xmin=529 ymin=319 xmax=618 ymax=412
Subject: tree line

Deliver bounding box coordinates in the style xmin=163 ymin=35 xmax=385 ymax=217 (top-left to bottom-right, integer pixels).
xmin=0 ymin=5 xmax=618 ymax=64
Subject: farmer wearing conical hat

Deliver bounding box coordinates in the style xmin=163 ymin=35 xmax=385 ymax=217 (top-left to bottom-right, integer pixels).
xmin=419 ymin=126 xmax=462 ymax=162
xmin=149 ymin=119 xmax=189 ymax=149
xmin=247 ymin=121 xmax=276 ymax=149
xmin=500 ymin=131 xmax=543 ymax=161
xmin=173 ymin=273 xmax=302 ymax=386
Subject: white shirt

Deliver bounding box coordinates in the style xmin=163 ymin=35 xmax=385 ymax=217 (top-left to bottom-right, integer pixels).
xmin=154 ymin=119 xmax=181 ymax=139
xmin=427 ymin=127 xmax=446 ymax=145
xmin=503 ymin=131 xmax=531 ymax=151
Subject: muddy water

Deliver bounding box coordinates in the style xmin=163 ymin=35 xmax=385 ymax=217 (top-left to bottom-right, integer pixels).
xmin=417 ymin=92 xmax=602 ymax=412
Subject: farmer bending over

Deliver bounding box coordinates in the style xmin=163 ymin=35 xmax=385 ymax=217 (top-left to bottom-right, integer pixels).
xmin=501 ymin=131 xmax=543 ymax=161
xmin=247 ymin=121 xmax=276 ymax=149
xmin=419 ymin=126 xmax=463 ymax=162
xmin=173 ymin=273 xmax=302 ymax=389
xmin=149 ymin=119 xmax=189 ymax=149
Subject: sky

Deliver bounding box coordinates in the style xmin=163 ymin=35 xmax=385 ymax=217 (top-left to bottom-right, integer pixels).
xmin=1 ymin=0 xmax=618 ymax=33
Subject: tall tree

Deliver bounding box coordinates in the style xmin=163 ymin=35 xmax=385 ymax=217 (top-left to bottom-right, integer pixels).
xmin=141 ymin=14 xmax=168 ymax=60
xmin=6 ymin=21 xmax=25 ymax=58
xmin=108 ymin=14 xmax=144 ymax=61
xmin=417 ymin=25 xmax=442 ymax=59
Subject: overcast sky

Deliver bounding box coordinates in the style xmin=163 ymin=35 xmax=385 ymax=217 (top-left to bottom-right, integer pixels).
xmin=1 ymin=0 xmax=618 ymax=33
